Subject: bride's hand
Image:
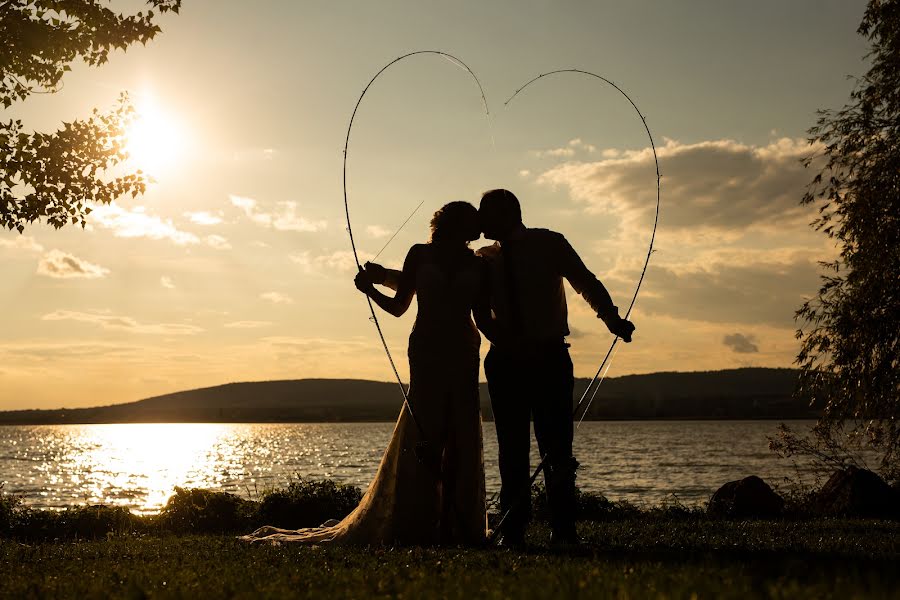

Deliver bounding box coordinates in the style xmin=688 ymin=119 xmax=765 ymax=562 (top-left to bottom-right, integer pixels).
xmin=354 ymin=270 xmax=375 ymax=295
xmin=363 ymin=261 xmax=387 ymax=284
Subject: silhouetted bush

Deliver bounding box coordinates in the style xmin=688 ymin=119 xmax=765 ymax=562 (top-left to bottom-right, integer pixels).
xmin=158 ymin=487 xmax=255 ymax=533
xmin=530 ymin=484 xmax=645 ymax=522
xmin=5 ymin=504 xmax=144 ymax=540
xmin=0 ymin=489 xmax=22 ymax=534
xmin=257 ymin=477 xmax=363 ymax=529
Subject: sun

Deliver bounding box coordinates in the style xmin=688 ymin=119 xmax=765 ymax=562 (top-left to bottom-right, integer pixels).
xmin=124 ymin=98 xmax=187 ymax=177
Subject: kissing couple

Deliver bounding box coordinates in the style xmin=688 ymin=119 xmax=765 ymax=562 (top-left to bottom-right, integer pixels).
xmin=242 ymin=189 xmax=635 ymax=547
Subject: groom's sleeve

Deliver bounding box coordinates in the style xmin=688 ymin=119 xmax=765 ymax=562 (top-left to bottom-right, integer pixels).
xmin=556 ymin=234 xmax=620 ymax=326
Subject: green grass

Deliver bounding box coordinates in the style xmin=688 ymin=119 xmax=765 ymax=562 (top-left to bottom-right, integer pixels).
xmin=2 ymin=519 xmax=898 ymax=599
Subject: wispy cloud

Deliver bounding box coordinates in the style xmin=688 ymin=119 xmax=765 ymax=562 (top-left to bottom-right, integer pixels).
xmin=0 ymin=235 xmax=44 ymax=253
xmin=568 ymin=138 xmax=597 ymax=153
xmin=0 ymin=341 xmax=140 ymax=363
xmin=224 ymin=320 xmax=273 ymax=329
xmin=90 ymin=203 xmax=200 ymax=245
xmin=37 ymin=250 xmax=110 ymax=279
xmin=185 ymin=211 xmax=224 ymax=226
xmin=160 ymin=276 xmax=176 ymax=289
xmin=260 ymin=292 xmax=293 ymax=304
xmin=532 ymin=138 xmax=598 ymax=160
xmin=205 ymin=235 xmax=231 ymax=250
xmin=290 ymin=250 xmax=372 ymax=274
xmin=41 ymin=310 xmax=203 ymax=335
xmin=366 ymin=225 xmax=391 ymax=238
xmin=229 ymin=194 xmax=327 ymax=232
xmin=534 ymin=146 xmax=576 ymax=158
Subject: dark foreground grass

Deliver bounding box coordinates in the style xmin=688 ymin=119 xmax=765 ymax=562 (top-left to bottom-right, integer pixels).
xmin=2 ymin=519 xmax=899 ymax=599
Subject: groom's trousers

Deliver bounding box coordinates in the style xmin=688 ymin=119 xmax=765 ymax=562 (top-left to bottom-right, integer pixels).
xmin=485 ymin=341 xmax=578 ymax=540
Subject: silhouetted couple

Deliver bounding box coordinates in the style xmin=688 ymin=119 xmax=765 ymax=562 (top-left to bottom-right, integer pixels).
xmin=242 ymin=189 xmax=634 ymax=547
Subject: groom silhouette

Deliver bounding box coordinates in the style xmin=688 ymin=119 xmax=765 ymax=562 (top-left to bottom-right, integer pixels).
xmin=477 ymin=189 xmax=634 ymax=546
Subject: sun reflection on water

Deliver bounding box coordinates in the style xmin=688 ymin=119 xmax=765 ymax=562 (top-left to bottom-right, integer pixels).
xmin=66 ymin=424 xmax=230 ymax=514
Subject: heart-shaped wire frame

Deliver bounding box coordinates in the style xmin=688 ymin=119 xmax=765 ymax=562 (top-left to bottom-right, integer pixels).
xmin=341 ymin=54 xmax=661 ymax=477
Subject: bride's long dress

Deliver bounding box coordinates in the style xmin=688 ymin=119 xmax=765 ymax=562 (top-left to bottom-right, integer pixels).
xmin=240 ymin=250 xmax=487 ymax=545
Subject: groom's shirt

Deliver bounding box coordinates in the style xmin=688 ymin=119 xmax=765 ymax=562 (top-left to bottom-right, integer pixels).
xmin=477 ymin=227 xmax=619 ymax=343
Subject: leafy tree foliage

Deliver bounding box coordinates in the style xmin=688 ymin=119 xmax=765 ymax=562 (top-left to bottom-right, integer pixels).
xmin=0 ymin=0 xmax=181 ymax=232
xmin=773 ymin=0 xmax=900 ymax=481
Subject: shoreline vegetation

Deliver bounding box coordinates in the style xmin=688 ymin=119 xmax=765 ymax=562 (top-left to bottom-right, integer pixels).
xmin=0 ymin=368 xmax=816 ymax=425
xmin=2 ymin=475 xmax=900 ymax=598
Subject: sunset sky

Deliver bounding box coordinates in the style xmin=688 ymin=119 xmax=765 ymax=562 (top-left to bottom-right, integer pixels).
xmin=1 ymin=1 xmax=869 ymax=409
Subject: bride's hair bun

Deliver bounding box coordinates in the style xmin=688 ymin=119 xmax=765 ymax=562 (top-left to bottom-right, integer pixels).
xmin=430 ymin=201 xmax=480 ymax=244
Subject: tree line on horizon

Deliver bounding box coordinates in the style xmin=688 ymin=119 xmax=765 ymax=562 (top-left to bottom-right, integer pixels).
xmin=0 ymin=368 xmax=816 ymax=424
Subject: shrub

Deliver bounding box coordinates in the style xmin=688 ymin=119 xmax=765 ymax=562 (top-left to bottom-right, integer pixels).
xmin=256 ymin=477 xmax=363 ymax=529
xmin=5 ymin=504 xmax=144 ymax=540
xmin=157 ymin=487 xmax=254 ymax=534
xmin=0 ymin=488 xmax=22 ymax=534
xmin=530 ymin=484 xmax=643 ymax=522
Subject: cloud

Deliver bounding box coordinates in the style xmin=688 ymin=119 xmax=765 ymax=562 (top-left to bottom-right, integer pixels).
xmin=229 ymin=194 xmax=327 ymax=232
xmin=205 ymin=234 xmax=231 ymax=250
xmin=636 ymin=257 xmax=822 ymax=327
xmin=0 ymin=341 xmax=140 ymax=363
xmin=90 ymin=203 xmax=200 ymax=245
xmin=224 ymin=320 xmax=273 ymax=329
xmin=537 ymin=137 xmax=820 ymax=232
xmin=290 ymin=250 xmax=373 ymax=274
xmin=0 ymin=235 xmax=44 ymax=252
xmin=312 ymin=250 xmax=370 ymax=272
xmin=289 ymin=251 xmax=311 ymax=268
xmin=366 ymin=225 xmax=391 ymax=238
xmin=37 ymin=250 xmax=110 ymax=279
xmin=256 ymin=336 xmax=375 ymax=365
xmin=533 ymin=138 xmax=598 ymax=160
xmin=185 ymin=211 xmax=224 ymax=226
xmin=260 ymin=292 xmax=293 ymax=304
xmin=160 ymin=276 xmax=175 ymax=289
xmin=568 ymin=138 xmax=597 ymax=153
xmin=535 ymin=147 xmax=576 ymax=158
xmin=723 ymin=333 xmax=760 ymax=353
xmin=41 ymin=310 xmax=203 ymax=335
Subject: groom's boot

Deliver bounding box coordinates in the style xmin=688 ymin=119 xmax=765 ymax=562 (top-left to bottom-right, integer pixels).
xmin=496 ymin=482 xmax=529 ymax=547
xmin=547 ymin=456 xmax=579 ymax=546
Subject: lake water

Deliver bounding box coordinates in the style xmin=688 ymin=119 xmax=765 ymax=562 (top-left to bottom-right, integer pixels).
xmin=0 ymin=421 xmax=819 ymax=514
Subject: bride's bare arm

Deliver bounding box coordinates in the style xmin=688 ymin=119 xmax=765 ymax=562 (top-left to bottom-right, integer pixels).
xmin=355 ymin=246 xmax=421 ymax=317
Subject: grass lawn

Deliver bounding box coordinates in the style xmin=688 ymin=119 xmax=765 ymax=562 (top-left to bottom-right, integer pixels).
xmin=2 ymin=519 xmax=899 ymax=599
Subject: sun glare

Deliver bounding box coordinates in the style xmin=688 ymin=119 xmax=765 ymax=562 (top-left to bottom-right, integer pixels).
xmin=67 ymin=423 xmax=230 ymax=513
xmin=125 ymin=98 xmax=187 ymax=177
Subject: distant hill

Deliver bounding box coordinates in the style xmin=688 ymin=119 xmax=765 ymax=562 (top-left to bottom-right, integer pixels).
xmin=0 ymin=368 xmax=816 ymax=425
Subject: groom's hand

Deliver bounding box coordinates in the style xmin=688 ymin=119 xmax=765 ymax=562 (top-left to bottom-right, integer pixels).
xmin=363 ymin=261 xmax=387 ymax=284
xmin=610 ymin=317 xmax=635 ymax=343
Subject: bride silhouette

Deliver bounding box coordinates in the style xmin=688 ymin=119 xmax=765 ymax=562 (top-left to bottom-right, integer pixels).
xmin=241 ymin=201 xmax=495 ymax=546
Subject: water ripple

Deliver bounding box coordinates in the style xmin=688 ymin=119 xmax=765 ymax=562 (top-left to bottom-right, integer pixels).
xmin=0 ymin=421 xmax=822 ymax=513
